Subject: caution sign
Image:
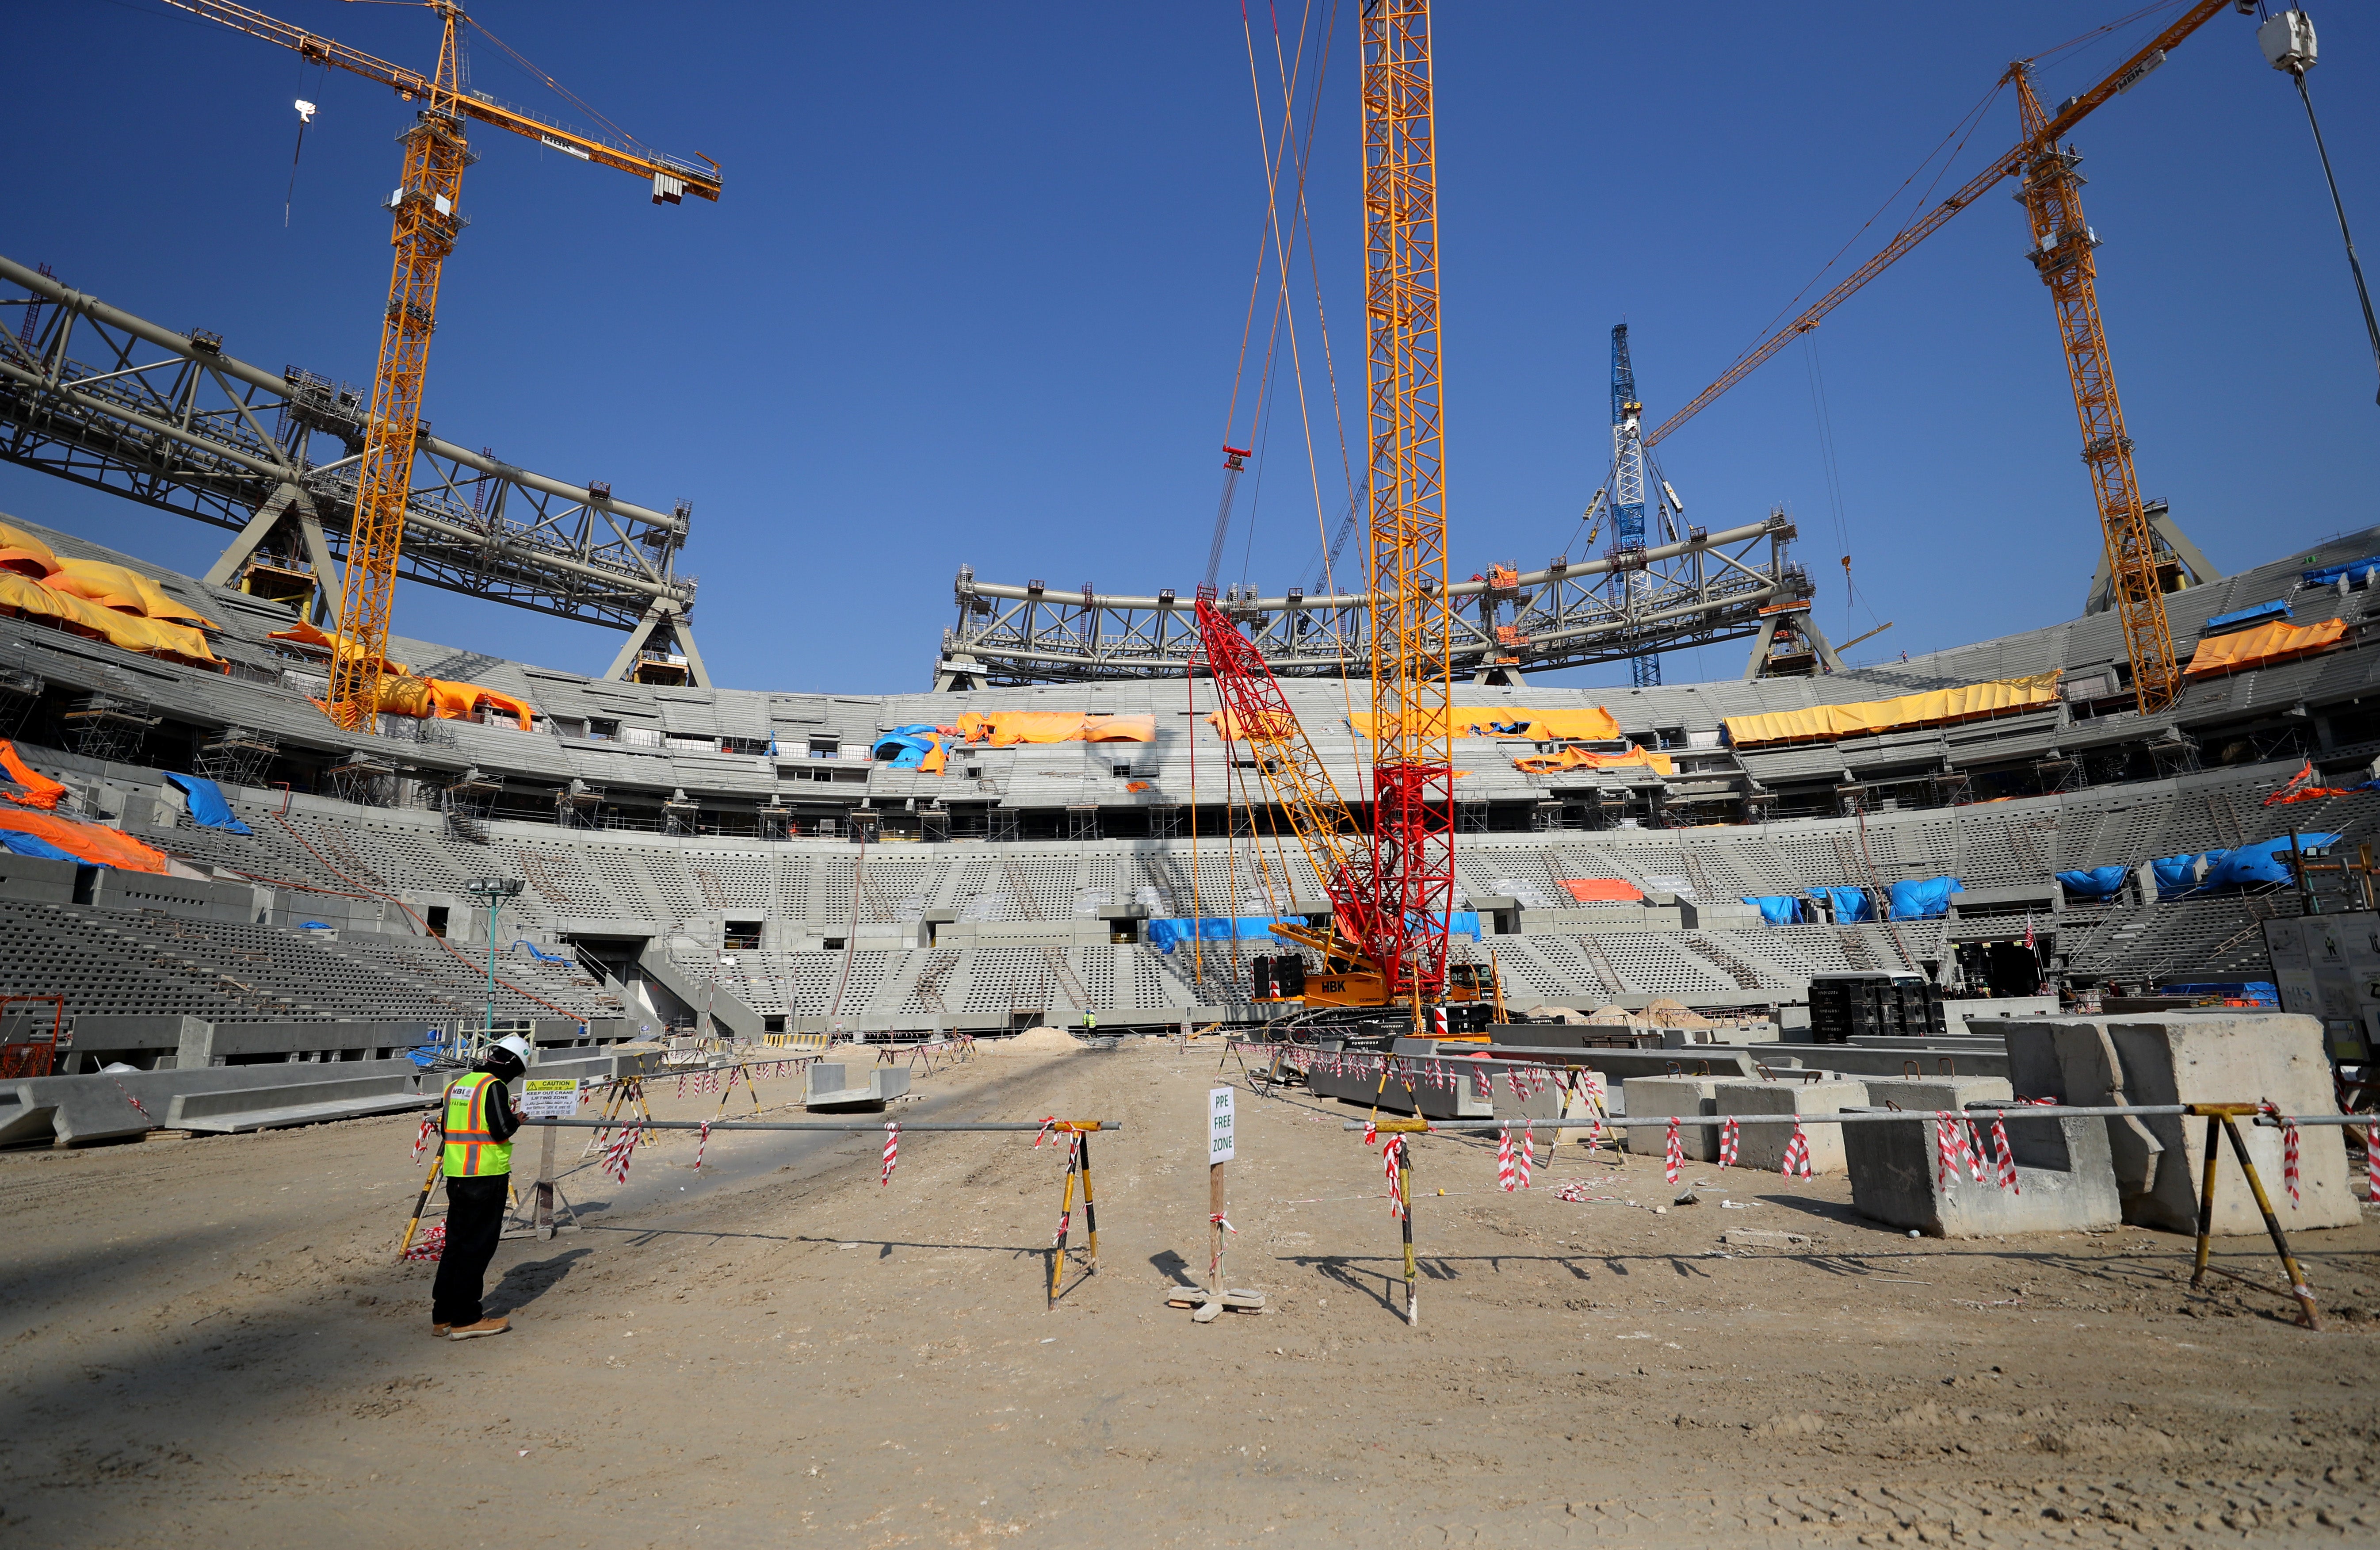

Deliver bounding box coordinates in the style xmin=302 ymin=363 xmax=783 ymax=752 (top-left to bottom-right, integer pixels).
xmin=520 ymin=1077 xmax=581 ymax=1119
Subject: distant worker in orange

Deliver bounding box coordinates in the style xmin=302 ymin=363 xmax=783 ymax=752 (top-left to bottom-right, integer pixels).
xmin=432 ymin=1033 xmax=531 ymax=1340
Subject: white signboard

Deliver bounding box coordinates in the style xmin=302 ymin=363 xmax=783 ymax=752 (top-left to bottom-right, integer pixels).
xmin=1207 ymin=1086 xmax=1237 ymax=1164
xmin=520 ymin=1077 xmax=581 ymax=1119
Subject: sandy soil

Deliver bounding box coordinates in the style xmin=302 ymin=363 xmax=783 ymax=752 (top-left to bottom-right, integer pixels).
xmin=4 ymin=1038 xmax=2378 ymax=1549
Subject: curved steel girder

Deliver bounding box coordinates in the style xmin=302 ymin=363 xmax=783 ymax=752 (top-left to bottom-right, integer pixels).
xmin=944 ymin=513 xmax=1802 ymax=684
xmin=0 ymin=254 xmax=695 ymax=629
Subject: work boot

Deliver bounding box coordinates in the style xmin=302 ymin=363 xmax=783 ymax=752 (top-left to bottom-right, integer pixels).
xmin=447 ymin=1317 xmax=510 ymax=1340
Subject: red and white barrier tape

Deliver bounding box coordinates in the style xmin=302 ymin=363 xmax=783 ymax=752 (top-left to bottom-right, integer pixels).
xmin=2263 ymin=1102 xmax=2302 ymax=1207
xmin=1991 ymin=1116 xmax=2019 ymax=1195
xmin=1496 ymin=1125 xmax=1517 ymax=1191
xmin=600 ymin=1120 xmax=643 ymax=1184
xmin=1051 ymin=1133 xmax=1081 ymax=1244
xmin=2367 ymin=1123 xmax=2379 ymax=1202
xmin=694 ymin=1120 xmax=711 ymax=1171
xmin=401 ymin=1219 xmax=446 ymax=1263
xmin=1033 ymin=1116 xmax=1057 ymax=1149
xmin=1780 ymin=1121 xmax=1811 ymax=1183
xmin=1719 ymin=1117 xmax=1740 ymax=1168
xmin=1935 ymin=1112 xmax=1967 ymax=1190
xmin=675 ymin=1073 xmax=688 ymax=1100
xmin=1515 ymin=1121 xmax=1534 ymax=1190
xmin=413 ymin=1115 xmax=436 ymax=1163
xmin=880 ymin=1121 xmax=900 ymax=1186
xmin=1663 ymin=1117 xmax=1683 ymax=1186
xmin=1208 ymin=1210 xmax=1236 ymax=1275
xmin=1362 ymin=1117 xmax=1378 ymax=1149
xmin=1383 ymin=1137 xmax=1407 ymax=1219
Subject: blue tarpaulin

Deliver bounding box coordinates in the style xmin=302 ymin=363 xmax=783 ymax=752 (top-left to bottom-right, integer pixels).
xmin=871 ymin=723 xmax=945 ymax=769
xmin=2302 ymin=556 xmax=2380 ymax=588
xmin=1888 ymin=876 xmax=1964 ymax=921
xmin=2203 ymin=832 xmax=2341 ymax=889
xmin=1145 ymin=913 xmax=1483 ymax=953
xmin=511 ymin=939 xmax=569 ymax=964
xmin=0 ymin=829 xmax=83 ymax=862
xmin=1807 ymin=885 xmax=1874 ymax=923
xmin=2160 ymin=980 xmax=2280 ymax=1006
xmin=2153 ymin=833 xmax=2340 ymax=895
xmin=2203 ymin=599 xmax=2290 ymax=634
xmin=1742 ymin=894 xmax=1804 ymax=926
xmin=164 ymin=773 xmax=252 ymax=834
xmin=2057 ymin=865 xmax=2132 ymax=900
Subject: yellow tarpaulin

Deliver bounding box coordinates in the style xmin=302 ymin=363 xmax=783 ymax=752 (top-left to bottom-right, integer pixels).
xmin=1511 ymin=745 xmax=1674 ymax=776
xmin=1345 ymin=704 xmax=1622 ymax=743
xmin=2184 ymin=616 xmax=2347 ymax=678
xmin=0 ymin=520 xmax=61 ymax=579
xmin=954 ymin=712 xmax=1156 ymax=746
xmin=1723 ymin=671 xmax=2063 ymax=748
xmin=0 ymin=573 xmax=218 ymax=665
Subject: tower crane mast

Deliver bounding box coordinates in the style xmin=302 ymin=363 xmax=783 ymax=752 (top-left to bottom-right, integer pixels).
xmin=2010 ymin=65 xmax=2180 ymax=716
xmin=1608 ymin=324 xmax=1659 ymax=688
xmin=156 ymin=0 xmax=719 ymax=734
xmin=1360 ymin=0 xmax=1458 ymax=1019
xmin=1636 ymin=0 xmax=2254 ymax=715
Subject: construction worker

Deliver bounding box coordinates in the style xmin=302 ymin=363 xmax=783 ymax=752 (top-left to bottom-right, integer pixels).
xmin=1080 ymin=1010 xmax=1097 ymax=1036
xmin=432 ymin=1033 xmax=530 ymax=1340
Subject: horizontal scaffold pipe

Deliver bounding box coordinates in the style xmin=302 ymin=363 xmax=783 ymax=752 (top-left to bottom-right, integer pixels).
xmin=0 ymin=252 xmax=690 ymax=543
xmin=956 ymin=514 xmax=1793 ymax=612
xmin=527 ymin=1118 xmax=1123 ymax=1133
xmin=1341 ymin=1106 xmax=2350 ymax=1130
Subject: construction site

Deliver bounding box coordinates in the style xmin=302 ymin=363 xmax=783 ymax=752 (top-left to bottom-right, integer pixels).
xmin=4 ymin=2 xmax=2380 ymax=1545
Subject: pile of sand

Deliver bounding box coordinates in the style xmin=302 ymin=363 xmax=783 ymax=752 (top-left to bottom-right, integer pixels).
xmin=998 ymin=1026 xmax=1082 ymax=1055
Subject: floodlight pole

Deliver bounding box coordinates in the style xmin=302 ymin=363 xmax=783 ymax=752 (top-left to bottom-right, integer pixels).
xmin=466 ymin=877 xmax=527 ymax=1053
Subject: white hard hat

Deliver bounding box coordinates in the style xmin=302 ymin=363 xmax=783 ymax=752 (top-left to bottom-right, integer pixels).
xmin=494 ymin=1033 xmax=533 ymax=1065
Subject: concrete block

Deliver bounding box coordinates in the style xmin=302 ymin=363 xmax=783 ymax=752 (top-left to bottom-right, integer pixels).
xmin=1999 ymin=1018 xmax=2076 ymax=1104
xmin=1711 ymin=1078 xmax=1869 ymax=1174
xmin=1858 ymin=1075 xmax=2014 ymax=1114
xmin=2066 ymin=1012 xmax=2356 ymax=1234
xmin=805 ymin=1061 xmax=911 ymax=1111
xmin=1944 ymin=995 xmax=2058 ymax=1037
xmin=0 ymin=853 xmax=80 ymax=903
xmin=1619 ymin=1077 xmax=1722 ymax=1160
xmin=1843 ymin=1102 xmax=2121 ymax=1238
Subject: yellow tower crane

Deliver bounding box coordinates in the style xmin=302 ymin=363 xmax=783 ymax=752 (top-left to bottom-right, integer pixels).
xmin=159 ymin=1 xmax=721 ymax=732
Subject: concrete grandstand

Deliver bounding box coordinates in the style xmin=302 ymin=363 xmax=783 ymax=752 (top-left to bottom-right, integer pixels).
xmin=0 ymin=508 xmax=2373 ymax=1057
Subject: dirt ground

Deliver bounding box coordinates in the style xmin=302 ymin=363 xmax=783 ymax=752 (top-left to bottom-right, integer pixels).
xmin=4 ymin=1038 xmax=2378 ymax=1549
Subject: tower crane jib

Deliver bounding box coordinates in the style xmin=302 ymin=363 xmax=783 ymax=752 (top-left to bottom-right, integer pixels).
xmin=155 ymin=0 xmax=719 ymax=733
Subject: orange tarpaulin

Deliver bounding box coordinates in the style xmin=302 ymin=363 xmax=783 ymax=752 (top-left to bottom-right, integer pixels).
xmin=0 ymin=520 xmax=61 ymax=580
xmin=1559 ymin=878 xmax=1644 ymax=903
xmin=1345 ymin=705 xmax=1622 ymax=743
xmin=268 ymin=619 xmax=409 ymax=678
xmin=0 ymin=808 xmax=167 ymax=872
xmin=1511 ymin=745 xmax=1674 ymax=777
xmin=955 ymin=711 xmax=1156 ymax=746
xmin=371 ymin=675 xmax=537 ymax=730
xmin=2184 ymin=616 xmax=2347 ymax=678
xmin=0 ymin=740 xmax=66 ymax=810
xmin=1722 ymin=671 xmax=2062 ymax=748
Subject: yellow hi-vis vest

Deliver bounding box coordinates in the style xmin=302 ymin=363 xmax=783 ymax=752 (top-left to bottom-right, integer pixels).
xmin=441 ymin=1071 xmax=512 ymax=1178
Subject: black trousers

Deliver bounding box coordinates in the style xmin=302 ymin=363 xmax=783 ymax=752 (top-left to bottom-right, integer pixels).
xmin=431 ymin=1172 xmax=509 ymax=1327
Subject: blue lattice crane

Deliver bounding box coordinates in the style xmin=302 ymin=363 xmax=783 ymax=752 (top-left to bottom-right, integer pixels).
xmin=1608 ymin=324 xmax=1667 ymax=687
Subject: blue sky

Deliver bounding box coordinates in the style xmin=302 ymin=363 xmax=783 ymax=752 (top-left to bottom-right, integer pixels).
xmin=7 ymin=2 xmax=2375 ymax=693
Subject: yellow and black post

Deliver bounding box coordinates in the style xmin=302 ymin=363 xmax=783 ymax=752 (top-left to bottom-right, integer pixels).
xmin=2188 ymin=1102 xmax=2323 ymax=1330
xmin=1374 ymin=1115 xmax=1429 ymax=1326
